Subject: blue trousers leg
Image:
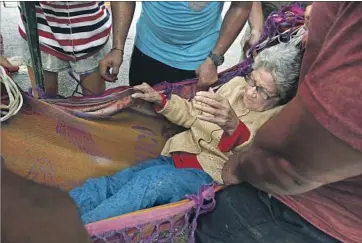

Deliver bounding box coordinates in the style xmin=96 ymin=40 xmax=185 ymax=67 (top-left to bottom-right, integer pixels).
xmin=80 ymin=159 xmax=212 ymax=224
xmin=69 ymin=156 xmax=173 ymax=215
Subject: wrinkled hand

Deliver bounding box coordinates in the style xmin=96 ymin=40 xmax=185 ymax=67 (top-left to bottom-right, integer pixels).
xmin=196 ymin=58 xmax=218 ymax=89
xmin=194 ymin=88 xmax=239 ymax=135
xmin=0 ymin=56 xmax=19 ymax=73
xmin=99 ymin=49 xmax=123 ymax=82
xmin=131 ymin=82 xmax=162 ymax=106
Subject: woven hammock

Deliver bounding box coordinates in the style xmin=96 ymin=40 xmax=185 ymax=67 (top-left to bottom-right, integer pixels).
xmin=1 ymin=3 xmax=306 ymax=242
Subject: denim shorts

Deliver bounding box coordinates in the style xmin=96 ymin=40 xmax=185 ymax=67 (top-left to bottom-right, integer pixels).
xmin=22 ymin=38 xmax=111 ymax=75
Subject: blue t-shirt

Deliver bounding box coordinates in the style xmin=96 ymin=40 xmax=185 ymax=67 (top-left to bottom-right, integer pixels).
xmin=135 ymin=2 xmax=224 ymax=71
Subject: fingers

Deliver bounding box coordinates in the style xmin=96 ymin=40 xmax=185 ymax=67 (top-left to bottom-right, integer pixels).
xmin=131 ymin=92 xmax=153 ymax=102
xmin=111 ymin=64 xmax=120 ymax=77
xmin=194 ymin=103 xmax=220 ymax=117
xmin=197 ymin=114 xmax=224 ymax=125
xmin=131 ymin=83 xmax=159 ymax=103
xmin=132 ymin=82 xmax=153 ymax=92
xmin=194 ymin=91 xmax=224 ymax=106
xmin=99 ymin=61 xmax=114 ymax=82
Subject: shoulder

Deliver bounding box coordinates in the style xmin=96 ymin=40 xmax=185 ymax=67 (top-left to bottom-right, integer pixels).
xmin=216 ymin=77 xmax=247 ymax=97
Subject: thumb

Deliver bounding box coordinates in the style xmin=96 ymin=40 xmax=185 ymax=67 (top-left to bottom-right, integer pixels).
xmin=111 ymin=63 xmax=120 ymax=76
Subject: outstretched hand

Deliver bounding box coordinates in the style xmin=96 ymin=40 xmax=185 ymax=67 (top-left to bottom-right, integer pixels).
xmin=131 ymin=82 xmax=163 ymax=106
xmin=194 ymin=88 xmax=239 ymax=135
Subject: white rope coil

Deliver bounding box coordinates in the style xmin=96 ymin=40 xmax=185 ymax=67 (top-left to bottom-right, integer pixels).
xmin=0 ymin=66 xmax=23 ymax=122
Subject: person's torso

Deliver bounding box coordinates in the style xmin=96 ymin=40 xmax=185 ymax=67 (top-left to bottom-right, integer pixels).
xmin=161 ymin=77 xmax=283 ymax=182
xmin=18 ymin=1 xmax=112 ymax=61
xmin=135 ymin=1 xmax=224 ymax=70
xmin=277 ymin=2 xmax=362 ymax=242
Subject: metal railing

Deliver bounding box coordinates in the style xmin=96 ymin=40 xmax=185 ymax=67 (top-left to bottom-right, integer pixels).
xmin=19 ymin=2 xmax=44 ymax=90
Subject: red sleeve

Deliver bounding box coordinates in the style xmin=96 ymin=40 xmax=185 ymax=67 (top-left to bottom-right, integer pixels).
xmin=218 ymin=121 xmax=251 ymax=152
xmin=153 ymin=93 xmax=167 ymax=112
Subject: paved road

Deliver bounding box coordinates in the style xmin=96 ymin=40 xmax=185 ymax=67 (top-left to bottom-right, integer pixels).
xmin=1 ymin=2 xmax=246 ymax=97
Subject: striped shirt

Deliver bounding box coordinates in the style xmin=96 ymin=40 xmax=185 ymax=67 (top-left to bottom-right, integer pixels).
xmin=18 ymin=1 xmax=112 ymax=61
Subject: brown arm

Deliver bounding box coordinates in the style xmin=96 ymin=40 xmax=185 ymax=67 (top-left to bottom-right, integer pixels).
xmin=1 ymin=167 xmax=92 ymax=243
xmin=110 ymin=2 xmax=135 ymax=51
xmin=211 ymin=2 xmax=252 ymax=56
xmin=226 ymin=96 xmax=362 ymax=195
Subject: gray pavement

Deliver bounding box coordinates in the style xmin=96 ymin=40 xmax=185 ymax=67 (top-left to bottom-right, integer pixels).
xmin=1 ymin=2 xmax=245 ymax=97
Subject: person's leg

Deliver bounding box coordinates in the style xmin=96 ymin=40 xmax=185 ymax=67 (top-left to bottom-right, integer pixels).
xmin=80 ymin=160 xmax=213 ymax=224
xmin=79 ymin=70 xmax=105 ymax=96
xmin=69 ymin=156 xmax=174 ymax=216
xmin=72 ymin=41 xmax=111 ymax=96
xmin=27 ymin=66 xmax=58 ymax=97
xmin=129 ymin=46 xmax=197 ymax=87
xmin=22 ymin=38 xmax=68 ymax=98
xmin=195 ymin=183 xmax=340 ymax=243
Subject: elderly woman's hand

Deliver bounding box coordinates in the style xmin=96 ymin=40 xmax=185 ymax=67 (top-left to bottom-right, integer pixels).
xmin=131 ymin=83 xmax=163 ymax=106
xmin=194 ymin=88 xmax=239 ymax=135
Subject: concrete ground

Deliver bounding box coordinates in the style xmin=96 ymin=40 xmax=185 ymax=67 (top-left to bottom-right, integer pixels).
xmin=1 ymin=2 xmax=246 ymax=97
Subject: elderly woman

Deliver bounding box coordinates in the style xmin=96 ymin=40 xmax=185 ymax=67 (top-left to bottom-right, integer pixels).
xmin=69 ymin=42 xmax=302 ymax=224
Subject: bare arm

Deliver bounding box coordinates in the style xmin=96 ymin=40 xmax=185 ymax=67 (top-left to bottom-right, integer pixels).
xmin=1 ymin=167 xmax=92 ymax=243
xmin=224 ymin=96 xmax=362 ymax=195
xmin=212 ymin=2 xmax=252 ymax=56
xmin=110 ymin=2 xmax=135 ymax=51
xmin=197 ymin=2 xmax=252 ymax=88
xmin=248 ymin=2 xmax=263 ymax=35
xmin=100 ymin=2 xmax=136 ymax=81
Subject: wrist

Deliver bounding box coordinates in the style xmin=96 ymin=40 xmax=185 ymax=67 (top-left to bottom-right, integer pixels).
xmin=224 ymin=120 xmax=240 ymax=136
xmin=208 ymin=51 xmax=224 ymax=67
xmin=205 ymin=57 xmax=216 ymax=66
xmin=111 ymin=47 xmax=124 ymax=56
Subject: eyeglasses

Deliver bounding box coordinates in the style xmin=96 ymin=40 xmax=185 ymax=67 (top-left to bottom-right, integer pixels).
xmin=245 ymin=74 xmax=279 ymax=100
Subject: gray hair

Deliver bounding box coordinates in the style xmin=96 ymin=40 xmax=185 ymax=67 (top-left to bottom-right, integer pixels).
xmin=252 ymin=42 xmax=302 ymax=104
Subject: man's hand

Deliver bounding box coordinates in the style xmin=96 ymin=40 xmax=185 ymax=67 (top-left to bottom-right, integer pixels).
xmin=196 ymin=58 xmax=218 ymax=88
xmin=99 ymin=49 xmax=123 ymax=82
xmin=243 ymin=29 xmax=262 ymax=58
xmin=131 ymin=82 xmax=163 ymax=106
xmin=0 ymin=56 xmax=19 ymax=73
xmin=222 ymin=158 xmax=243 ymax=185
xmin=194 ymin=88 xmax=239 ymax=135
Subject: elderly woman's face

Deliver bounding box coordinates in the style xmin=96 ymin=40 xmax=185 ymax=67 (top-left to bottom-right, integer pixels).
xmin=243 ymin=68 xmax=280 ymax=111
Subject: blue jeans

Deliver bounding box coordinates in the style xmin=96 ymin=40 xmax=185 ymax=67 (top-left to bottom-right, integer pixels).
xmin=69 ymin=156 xmax=213 ymax=224
xmin=195 ymin=183 xmax=340 ymax=243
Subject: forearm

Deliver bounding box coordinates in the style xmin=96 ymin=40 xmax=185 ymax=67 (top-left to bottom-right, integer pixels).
xmin=212 ymin=2 xmax=252 ymax=55
xmin=229 ymin=96 xmax=362 ymax=195
xmin=2 ymin=168 xmax=92 ymax=243
xmin=110 ymin=2 xmax=135 ymax=50
xmin=158 ymin=95 xmax=198 ymax=128
xmin=248 ymin=2 xmax=263 ymax=33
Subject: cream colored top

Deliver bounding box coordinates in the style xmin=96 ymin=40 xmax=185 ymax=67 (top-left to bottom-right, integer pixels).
xmin=158 ymin=77 xmax=284 ymax=183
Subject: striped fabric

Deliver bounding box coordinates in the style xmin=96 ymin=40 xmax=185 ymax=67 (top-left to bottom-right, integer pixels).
xmin=18 ymin=1 xmax=112 ymax=61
